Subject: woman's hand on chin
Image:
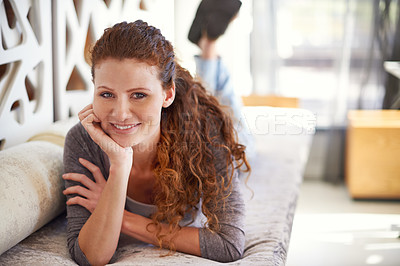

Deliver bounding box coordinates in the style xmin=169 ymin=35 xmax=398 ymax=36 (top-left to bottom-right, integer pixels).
xmin=79 ymin=104 xmax=133 ymax=167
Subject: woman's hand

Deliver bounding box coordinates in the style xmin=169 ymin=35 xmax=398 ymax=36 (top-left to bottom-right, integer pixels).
xmin=63 ymin=158 xmax=106 ymax=213
xmin=78 ymin=104 xmax=133 ymax=166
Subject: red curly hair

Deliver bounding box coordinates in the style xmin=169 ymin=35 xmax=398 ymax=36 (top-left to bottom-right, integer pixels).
xmin=91 ymin=20 xmax=250 ymax=250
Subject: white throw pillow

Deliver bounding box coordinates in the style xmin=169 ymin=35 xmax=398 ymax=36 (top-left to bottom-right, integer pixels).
xmin=0 ymin=141 xmax=65 ymax=255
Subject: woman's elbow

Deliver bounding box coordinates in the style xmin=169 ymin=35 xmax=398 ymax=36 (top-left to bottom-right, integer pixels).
xmin=82 ymin=246 xmax=116 ymax=266
xmin=86 ymin=256 xmax=112 ymax=266
xmin=215 ymin=241 xmax=244 ymax=263
xmin=226 ymin=245 xmax=244 ymax=262
xmin=68 ymin=238 xmax=114 ymax=266
xmin=72 ymin=250 xmax=113 ymax=266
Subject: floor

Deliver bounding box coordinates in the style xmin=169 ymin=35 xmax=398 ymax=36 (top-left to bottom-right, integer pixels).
xmin=286 ymin=180 xmax=400 ymax=266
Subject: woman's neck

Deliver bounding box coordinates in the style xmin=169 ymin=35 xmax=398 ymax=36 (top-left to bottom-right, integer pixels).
xmin=131 ymin=127 xmax=160 ymax=172
xmin=127 ymin=137 xmax=158 ymax=204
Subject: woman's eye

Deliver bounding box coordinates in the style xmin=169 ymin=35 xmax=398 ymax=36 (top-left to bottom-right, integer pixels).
xmin=100 ymin=92 xmax=113 ymax=98
xmin=133 ymin=93 xmax=146 ymax=99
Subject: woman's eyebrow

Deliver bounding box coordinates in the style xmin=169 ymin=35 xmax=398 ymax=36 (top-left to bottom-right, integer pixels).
xmin=96 ymin=86 xmax=151 ymax=92
xmin=126 ymin=87 xmax=151 ymax=93
xmin=96 ymin=85 xmax=114 ymax=90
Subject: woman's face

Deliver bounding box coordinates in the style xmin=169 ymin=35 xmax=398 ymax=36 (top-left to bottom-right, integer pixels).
xmin=92 ymin=58 xmax=174 ymax=148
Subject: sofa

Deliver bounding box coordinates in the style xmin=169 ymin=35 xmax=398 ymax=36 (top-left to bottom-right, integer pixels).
xmin=0 ymin=106 xmax=315 ymax=265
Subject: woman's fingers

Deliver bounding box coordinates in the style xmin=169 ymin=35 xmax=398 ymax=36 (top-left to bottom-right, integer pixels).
xmin=81 ymin=109 xmax=101 ymax=124
xmin=78 ymin=104 xmax=94 ymax=121
xmin=79 ymin=105 xmax=102 ymax=139
xmin=62 ymin=172 xmax=96 ymax=190
xmin=63 ymin=183 xmax=100 ymax=214
xmin=81 ymin=113 xmax=110 ymax=149
xmin=81 ymin=114 xmax=129 ymax=160
xmin=63 ymin=159 xmax=106 ymax=187
xmin=63 ymin=185 xmax=92 ymax=197
xmin=78 ymin=158 xmax=106 ymax=186
xmin=78 ymin=103 xmax=133 ymax=165
xmin=66 ymin=196 xmax=96 ymax=213
xmin=81 ymin=113 xmax=102 ymax=132
xmin=78 ymin=108 xmax=93 ymax=122
xmin=63 ymin=185 xmax=95 ymax=207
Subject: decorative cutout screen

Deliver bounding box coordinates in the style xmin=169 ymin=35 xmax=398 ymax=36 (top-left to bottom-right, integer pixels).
xmin=0 ymin=0 xmax=53 ymax=150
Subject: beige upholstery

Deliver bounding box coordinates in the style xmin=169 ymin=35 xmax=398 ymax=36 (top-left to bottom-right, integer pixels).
xmin=0 ymin=141 xmax=65 ymax=255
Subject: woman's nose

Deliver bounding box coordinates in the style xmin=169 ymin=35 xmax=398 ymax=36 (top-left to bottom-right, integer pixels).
xmin=112 ymin=99 xmax=132 ymax=121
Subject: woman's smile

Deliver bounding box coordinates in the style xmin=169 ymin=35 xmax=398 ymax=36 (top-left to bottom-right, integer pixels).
xmin=110 ymin=122 xmax=142 ymax=133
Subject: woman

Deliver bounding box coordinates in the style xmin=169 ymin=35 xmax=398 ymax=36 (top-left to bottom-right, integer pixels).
xmin=63 ymin=20 xmax=250 ymax=265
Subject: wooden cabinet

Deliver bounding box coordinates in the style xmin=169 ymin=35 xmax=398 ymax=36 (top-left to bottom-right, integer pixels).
xmin=346 ymin=110 xmax=400 ymax=199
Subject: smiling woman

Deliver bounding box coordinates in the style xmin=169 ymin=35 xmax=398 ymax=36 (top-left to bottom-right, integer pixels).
xmin=92 ymin=58 xmax=174 ymax=148
xmin=62 ymin=20 xmax=250 ymax=265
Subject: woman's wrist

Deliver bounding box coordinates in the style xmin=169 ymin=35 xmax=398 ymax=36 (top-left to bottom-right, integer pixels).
xmin=108 ymin=147 xmax=133 ymax=168
xmin=109 ymin=156 xmax=132 ymax=168
xmin=121 ymin=211 xmax=157 ymax=246
xmin=109 ymin=160 xmax=132 ymax=179
xmin=121 ymin=210 xmax=133 ymax=234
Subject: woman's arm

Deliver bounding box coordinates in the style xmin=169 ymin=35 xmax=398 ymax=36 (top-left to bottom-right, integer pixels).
xmin=64 ymin=104 xmax=133 ymax=265
xmin=121 ymin=211 xmax=201 ymax=256
xmin=64 ymin=142 xmax=131 ymax=265
xmin=198 ymin=173 xmax=246 ymax=262
xmin=64 ymin=133 xmax=132 ymax=265
xmin=75 ymin=162 xmax=130 ymax=265
xmin=120 ymin=173 xmax=244 ymax=262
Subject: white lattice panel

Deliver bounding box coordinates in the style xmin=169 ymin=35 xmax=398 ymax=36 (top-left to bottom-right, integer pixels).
xmin=0 ymin=0 xmax=52 ymax=150
xmin=53 ymin=0 xmax=174 ymax=120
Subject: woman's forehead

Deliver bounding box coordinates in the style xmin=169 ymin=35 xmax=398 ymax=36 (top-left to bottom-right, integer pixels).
xmin=94 ymin=58 xmax=160 ymax=76
xmin=93 ymin=58 xmax=163 ymax=89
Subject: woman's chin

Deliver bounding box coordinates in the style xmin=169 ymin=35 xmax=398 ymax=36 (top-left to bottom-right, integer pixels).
xmin=111 ymin=136 xmax=136 ymax=148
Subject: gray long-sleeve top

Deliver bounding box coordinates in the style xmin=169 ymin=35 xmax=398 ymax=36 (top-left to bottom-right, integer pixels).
xmin=63 ymin=123 xmax=245 ymax=265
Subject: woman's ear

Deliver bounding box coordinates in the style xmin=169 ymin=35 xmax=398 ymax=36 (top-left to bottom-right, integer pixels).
xmin=162 ymin=83 xmax=176 ymax=108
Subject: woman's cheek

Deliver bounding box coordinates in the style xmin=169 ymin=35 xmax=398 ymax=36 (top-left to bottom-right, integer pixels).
xmin=92 ymin=99 xmax=99 ymax=114
xmin=92 ymin=100 xmax=105 ymax=120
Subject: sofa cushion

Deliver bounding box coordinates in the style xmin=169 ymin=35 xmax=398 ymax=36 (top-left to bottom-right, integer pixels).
xmin=0 ymin=141 xmax=65 ymax=255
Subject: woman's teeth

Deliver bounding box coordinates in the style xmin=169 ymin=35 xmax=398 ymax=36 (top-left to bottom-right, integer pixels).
xmin=113 ymin=124 xmax=136 ymax=130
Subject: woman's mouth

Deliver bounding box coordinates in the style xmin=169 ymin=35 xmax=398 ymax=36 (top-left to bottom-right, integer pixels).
xmin=111 ymin=123 xmax=141 ymax=132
